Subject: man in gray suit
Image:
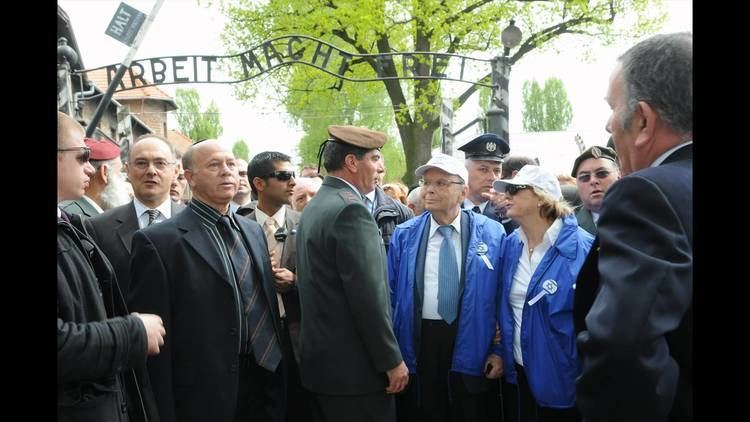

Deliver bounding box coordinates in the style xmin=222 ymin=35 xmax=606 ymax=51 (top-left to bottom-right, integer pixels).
xmin=570 ymin=145 xmax=620 ymax=235
xmin=242 ymin=151 xmax=312 ymax=422
xmin=85 ymin=134 xmax=183 ymax=298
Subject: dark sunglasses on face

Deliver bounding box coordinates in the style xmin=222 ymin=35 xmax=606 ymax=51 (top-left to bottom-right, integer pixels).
xmin=577 ymin=169 xmax=612 ymax=183
xmin=266 ymin=170 xmax=295 ymax=181
xmin=505 ymin=184 xmax=530 ymax=195
xmin=57 ymin=146 xmax=91 ymax=164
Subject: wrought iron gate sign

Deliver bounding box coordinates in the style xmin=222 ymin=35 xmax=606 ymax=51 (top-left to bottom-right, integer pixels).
xmin=74 ymin=34 xmax=495 ymax=92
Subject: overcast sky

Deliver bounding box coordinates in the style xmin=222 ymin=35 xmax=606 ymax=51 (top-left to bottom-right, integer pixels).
xmin=59 ymin=0 xmax=692 ymax=165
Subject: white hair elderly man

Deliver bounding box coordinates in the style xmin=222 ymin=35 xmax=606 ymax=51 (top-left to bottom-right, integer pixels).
xmin=388 ymin=153 xmax=506 ymax=422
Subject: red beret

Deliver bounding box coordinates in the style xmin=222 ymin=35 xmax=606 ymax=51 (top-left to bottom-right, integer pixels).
xmin=84 ymin=138 xmax=121 ymax=161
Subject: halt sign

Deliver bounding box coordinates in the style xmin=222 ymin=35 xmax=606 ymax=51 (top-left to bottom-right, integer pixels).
xmin=105 ymin=2 xmax=146 ymax=47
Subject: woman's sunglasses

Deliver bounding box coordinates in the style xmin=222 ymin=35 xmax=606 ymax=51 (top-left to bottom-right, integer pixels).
xmin=505 ymin=184 xmax=530 ymax=195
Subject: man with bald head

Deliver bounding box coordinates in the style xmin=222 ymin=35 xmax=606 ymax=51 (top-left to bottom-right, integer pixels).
xmin=128 ymin=140 xmax=286 ymax=422
xmin=57 ymin=112 xmax=164 ymax=421
xmin=85 ymin=134 xmax=184 ymax=298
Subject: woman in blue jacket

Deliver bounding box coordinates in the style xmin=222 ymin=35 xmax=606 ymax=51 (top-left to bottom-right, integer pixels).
xmin=493 ymin=165 xmax=594 ymax=422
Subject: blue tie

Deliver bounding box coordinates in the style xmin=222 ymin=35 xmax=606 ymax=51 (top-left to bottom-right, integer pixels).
xmin=437 ymin=225 xmax=459 ymax=324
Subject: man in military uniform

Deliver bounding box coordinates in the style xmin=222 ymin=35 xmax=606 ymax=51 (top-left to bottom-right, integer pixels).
xmin=296 ymin=125 xmax=409 ymax=422
xmin=570 ymin=145 xmax=620 ymax=235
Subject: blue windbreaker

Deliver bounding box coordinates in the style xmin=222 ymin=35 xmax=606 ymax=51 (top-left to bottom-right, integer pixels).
xmin=498 ymin=214 xmax=593 ymax=408
xmin=388 ymin=210 xmax=506 ymax=376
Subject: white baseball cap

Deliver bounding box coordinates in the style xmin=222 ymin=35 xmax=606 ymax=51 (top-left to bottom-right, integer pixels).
xmin=415 ymin=153 xmax=468 ymax=184
xmin=493 ymin=165 xmax=562 ymax=200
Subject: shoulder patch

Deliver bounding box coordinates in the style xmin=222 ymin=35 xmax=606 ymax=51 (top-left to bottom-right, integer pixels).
xmin=339 ymin=190 xmax=362 ymax=204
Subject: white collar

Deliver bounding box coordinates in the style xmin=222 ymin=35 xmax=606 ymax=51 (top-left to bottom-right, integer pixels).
xmin=428 ymin=212 xmax=462 ymax=239
xmin=133 ymin=197 xmax=172 ymax=219
xmin=254 ymin=206 xmax=286 ymax=229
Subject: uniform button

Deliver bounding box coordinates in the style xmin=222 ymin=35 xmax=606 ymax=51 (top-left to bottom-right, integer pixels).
xmin=229 ymin=328 xmax=237 ymax=336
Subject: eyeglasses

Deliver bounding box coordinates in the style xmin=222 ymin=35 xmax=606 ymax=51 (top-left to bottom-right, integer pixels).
xmin=505 ymin=184 xmax=530 ymax=195
xmin=577 ymin=169 xmax=612 ymax=183
xmin=418 ymin=178 xmax=463 ymax=189
xmin=57 ymin=147 xmax=90 ymax=164
xmin=266 ymin=170 xmax=296 ymax=181
xmin=131 ymin=159 xmax=175 ymax=171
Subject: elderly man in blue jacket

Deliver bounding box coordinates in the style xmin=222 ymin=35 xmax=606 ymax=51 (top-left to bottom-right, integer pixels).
xmin=388 ymin=153 xmax=506 ymax=422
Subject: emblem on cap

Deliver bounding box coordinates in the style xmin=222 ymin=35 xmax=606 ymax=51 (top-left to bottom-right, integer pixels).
xmin=486 ymin=142 xmax=497 ymax=152
xmin=591 ymin=146 xmax=603 ymax=159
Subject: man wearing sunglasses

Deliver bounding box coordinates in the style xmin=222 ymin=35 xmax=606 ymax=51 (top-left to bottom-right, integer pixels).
xmin=243 ymin=151 xmax=312 ymax=422
xmin=57 ymin=111 xmax=165 ymax=422
xmin=569 ymin=145 xmax=620 ymax=235
xmin=297 ymin=125 xmax=408 ymax=422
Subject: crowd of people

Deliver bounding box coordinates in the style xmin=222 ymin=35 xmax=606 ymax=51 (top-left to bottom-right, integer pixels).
xmin=58 ymin=32 xmax=691 ymax=422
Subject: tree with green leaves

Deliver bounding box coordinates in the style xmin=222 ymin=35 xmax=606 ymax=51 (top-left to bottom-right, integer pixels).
xmin=174 ymin=88 xmax=224 ymax=142
xmin=521 ymin=77 xmax=573 ymax=131
xmin=219 ymin=0 xmax=665 ymax=184
xmin=233 ymin=139 xmax=249 ymax=161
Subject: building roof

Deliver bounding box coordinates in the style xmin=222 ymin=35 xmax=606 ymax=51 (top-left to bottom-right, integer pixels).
xmin=84 ymin=68 xmax=177 ymax=111
xmin=167 ymin=129 xmax=194 ymax=157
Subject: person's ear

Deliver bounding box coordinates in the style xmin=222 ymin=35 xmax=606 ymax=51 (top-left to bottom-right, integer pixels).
xmin=634 ymin=101 xmax=657 ymax=149
xmin=98 ymin=164 xmax=108 ymax=184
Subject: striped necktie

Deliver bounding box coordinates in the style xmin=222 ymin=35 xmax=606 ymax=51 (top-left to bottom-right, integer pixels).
xmin=437 ymin=225 xmax=459 ymax=324
xmin=145 ymin=209 xmax=159 ymax=226
xmin=218 ymin=216 xmax=282 ymax=371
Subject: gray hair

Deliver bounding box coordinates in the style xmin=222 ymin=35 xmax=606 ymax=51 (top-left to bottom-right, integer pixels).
xmin=618 ymin=32 xmax=692 ymax=136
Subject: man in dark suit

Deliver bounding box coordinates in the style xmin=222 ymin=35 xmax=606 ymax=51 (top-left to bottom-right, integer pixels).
xmin=129 ymin=139 xmax=286 ymax=422
xmin=575 ymin=32 xmax=692 ymax=422
xmin=296 ymin=125 xmax=408 ymax=422
xmin=85 ymin=134 xmax=184 ymax=299
xmin=242 ymin=150 xmax=312 ymax=422
xmin=569 ymin=145 xmax=620 ymax=235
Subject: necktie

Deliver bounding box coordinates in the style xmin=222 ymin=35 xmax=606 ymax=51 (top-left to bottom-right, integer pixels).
xmin=472 ymin=206 xmax=481 ymax=214
xmin=263 ymin=219 xmax=286 ymax=318
xmin=437 ymin=225 xmax=459 ymax=324
xmin=218 ymin=216 xmax=282 ymax=371
xmin=364 ymin=195 xmax=374 ymax=215
xmin=146 ymin=209 xmax=159 ymax=226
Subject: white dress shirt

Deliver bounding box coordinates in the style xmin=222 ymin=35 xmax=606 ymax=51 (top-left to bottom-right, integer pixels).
xmin=509 ymin=217 xmax=563 ymax=365
xmin=133 ymin=198 xmax=173 ymax=229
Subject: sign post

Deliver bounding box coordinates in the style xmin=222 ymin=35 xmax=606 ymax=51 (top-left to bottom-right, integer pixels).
xmin=85 ymin=0 xmax=164 ymax=138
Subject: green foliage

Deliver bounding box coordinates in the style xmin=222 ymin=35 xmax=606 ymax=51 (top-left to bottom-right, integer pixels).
xmin=233 ymin=139 xmax=249 ymax=160
xmin=218 ymin=0 xmax=666 ymax=183
xmin=521 ymin=77 xmax=573 ymax=132
xmin=175 ymin=88 xmax=224 ymax=142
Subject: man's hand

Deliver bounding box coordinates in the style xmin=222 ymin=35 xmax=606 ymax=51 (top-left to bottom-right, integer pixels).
xmin=271 ymin=267 xmax=295 ymax=292
xmin=133 ymin=312 xmax=166 ymax=356
xmin=481 ymin=189 xmax=510 ymax=217
xmin=385 ymin=361 xmax=409 ymax=394
xmin=484 ymin=354 xmax=503 ymax=379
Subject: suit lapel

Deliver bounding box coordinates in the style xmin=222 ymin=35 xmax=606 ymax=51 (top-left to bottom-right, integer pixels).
xmin=280 ymin=208 xmax=299 ymax=269
xmin=117 ymin=203 xmax=140 ymax=254
xmin=182 ymin=213 xmax=232 ymax=285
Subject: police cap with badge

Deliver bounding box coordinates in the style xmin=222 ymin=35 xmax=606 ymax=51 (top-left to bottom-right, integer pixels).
xmin=570 ymin=145 xmax=617 ymax=178
xmin=457 ymin=133 xmax=509 ymax=162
